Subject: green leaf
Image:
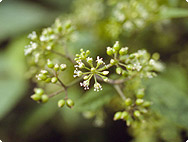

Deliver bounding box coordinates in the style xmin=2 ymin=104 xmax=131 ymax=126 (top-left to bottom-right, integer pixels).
xmin=74 ymin=84 xmax=116 ymax=112
xmin=0 ymin=37 xmax=28 ymax=120
xmin=0 ymin=1 xmax=58 ymax=41
xmin=145 ymin=66 xmax=188 ymax=129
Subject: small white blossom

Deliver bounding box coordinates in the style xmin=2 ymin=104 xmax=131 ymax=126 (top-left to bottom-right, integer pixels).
xmin=80 ymin=80 xmax=90 ymax=90
xmin=94 ymin=82 xmax=102 ymax=92
xmin=41 ymin=70 xmax=48 ymax=74
xmin=73 ymin=70 xmax=83 ymax=78
xmin=34 ymin=53 xmax=40 ymax=63
xmin=96 ymin=56 xmax=105 ymax=65
xmin=28 ymin=31 xmax=37 ymax=40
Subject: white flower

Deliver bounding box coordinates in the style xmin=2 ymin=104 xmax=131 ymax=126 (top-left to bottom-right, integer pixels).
xmin=46 ymin=46 xmax=52 ymax=50
xmin=41 ymin=70 xmax=48 ymax=74
xmin=73 ymin=70 xmax=82 ymax=78
xmin=30 ymin=42 xmax=38 ymax=49
xmin=74 ymin=62 xmax=85 ymax=69
xmin=34 ymin=53 xmax=40 ymax=63
xmin=80 ymin=80 xmax=90 ymax=90
xmin=96 ymin=56 xmax=105 ymax=65
xmin=86 ymin=57 xmax=93 ymax=63
xmin=94 ymin=82 xmax=102 ymax=92
xmin=28 ymin=31 xmax=37 ymax=40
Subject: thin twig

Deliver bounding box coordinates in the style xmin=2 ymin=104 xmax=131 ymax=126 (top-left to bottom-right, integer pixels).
xmin=51 ymin=50 xmax=75 ymax=63
xmin=113 ymin=85 xmax=126 ymax=100
xmin=48 ymin=89 xmax=64 ymax=98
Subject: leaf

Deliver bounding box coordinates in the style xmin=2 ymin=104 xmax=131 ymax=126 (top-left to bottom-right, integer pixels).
xmin=0 ymin=1 xmax=58 ymax=41
xmin=0 ymin=37 xmax=28 ymax=120
xmin=74 ymin=84 xmax=116 ymax=112
xmin=159 ymin=7 xmax=188 ymax=20
xmin=145 ymin=66 xmax=188 ymax=129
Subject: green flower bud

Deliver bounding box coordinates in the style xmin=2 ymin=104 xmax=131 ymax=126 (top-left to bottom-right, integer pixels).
xmin=136 ymin=89 xmax=144 ymax=99
xmin=41 ymin=95 xmax=49 ymax=103
xmin=152 ymin=53 xmax=160 ymax=60
xmin=136 ymin=99 xmax=144 ymax=105
xmin=91 ymin=68 xmax=96 ymax=72
xmin=47 ymin=59 xmax=54 ymax=68
xmin=106 ymin=47 xmax=114 ymax=56
xmin=129 ymin=54 xmax=135 ymax=59
xmin=54 ymin=64 xmax=59 ymax=71
xmin=58 ymin=99 xmax=65 ymax=108
xmin=31 ymin=94 xmax=41 ymax=101
xmin=113 ymin=111 xmax=122 ymax=120
xmin=110 ymin=59 xmax=117 ymax=65
xmin=126 ymin=64 xmax=133 ymax=70
xmin=41 ymin=70 xmax=48 ymax=75
xmin=38 ymin=74 xmax=47 ymax=81
xmin=116 ymin=67 xmax=122 ymax=75
xmin=45 ymin=78 xmax=51 ymax=83
xmin=121 ymin=111 xmax=128 ymax=120
xmin=134 ymin=110 xmax=141 ymax=117
xmin=60 ymin=64 xmax=67 ymax=71
xmin=86 ymin=50 xmax=90 ymax=55
xmin=142 ymin=101 xmax=151 ymax=107
xmin=34 ymin=88 xmax=44 ymax=96
xmin=51 ymin=77 xmax=58 ymax=83
xmin=113 ymin=41 xmax=120 ymax=51
xmin=119 ymin=47 xmax=128 ymax=55
xmin=66 ymin=99 xmax=74 ymax=108
xmin=122 ymin=70 xmax=128 ymax=77
xmin=83 ymin=75 xmax=90 ymax=80
xmin=125 ymin=98 xmax=132 ymax=106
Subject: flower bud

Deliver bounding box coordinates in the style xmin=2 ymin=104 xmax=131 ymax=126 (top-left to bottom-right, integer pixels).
xmin=106 ymin=47 xmax=114 ymax=56
xmin=54 ymin=64 xmax=59 ymax=71
xmin=58 ymin=99 xmax=65 ymax=108
xmin=66 ymin=99 xmax=74 ymax=108
xmin=31 ymin=94 xmax=41 ymax=101
xmin=34 ymin=88 xmax=44 ymax=95
xmin=116 ymin=67 xmax=122 ymax=74
xmin=121 ymin=111 xmax=128 ymax=120
xmin=119 ymin=47 xmax=128 ymax=55
xmin=125 ymin=98 xmax=132 ymax=106
xmin=113 ymin=41 xmax=120 ymax=51
xmin=136 ymin=99 xmax=144 ymax=105
xmin=51 ymin=77 xmax=58 ymax=83
xmin=60 ymin=64 xmax=67 ymax=71
xmin=134 ymin=110 xmax=141 ymax=117
xmin=47 ymin=59 xmax=54 ymax=68
xmin=102 ymin=71 xmax=109 ymax=75
xmin=41 ymin=95 xmax=49 ymax=103
xmin=113 ymin=111 xmax=122 ymax=120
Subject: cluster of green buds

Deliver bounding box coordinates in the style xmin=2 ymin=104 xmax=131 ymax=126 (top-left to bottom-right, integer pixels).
xmin=114 ymin=88 xmax=151 ymax=126
xmin=31 ymin=88 xmax=49 ymax=103
xmin=24 ymin=18 xmax=75 ymax=63
xmin=74 ymin=49 xmax=110 ymax=91
xmin=35 ymin=59 xmax=67 ymax=84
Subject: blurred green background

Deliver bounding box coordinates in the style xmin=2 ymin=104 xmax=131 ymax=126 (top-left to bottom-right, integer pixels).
xmin=0 ymin=0 xmax=188 ymax=142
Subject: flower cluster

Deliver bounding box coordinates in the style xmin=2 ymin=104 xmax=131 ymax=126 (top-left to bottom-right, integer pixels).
xmin=74 ymin=49 xmax=109 ymax=91
xmin=106 ymin=41 xmax=164 ymax=79
xmin=24 ymin=19 xmax=75 ymax=64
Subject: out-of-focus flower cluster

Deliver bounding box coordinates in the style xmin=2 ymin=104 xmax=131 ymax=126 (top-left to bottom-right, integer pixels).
xmin=24 ymin=19 xmax=76 ymax=63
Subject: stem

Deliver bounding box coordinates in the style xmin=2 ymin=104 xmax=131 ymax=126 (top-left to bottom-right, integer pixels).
xmin=51 ymin=50 xmax=75 ymax=63
xmin=113 ymin=85 xmax=126 ymax=100
xmin=48 ymin=89 xmax=64 ymax=98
